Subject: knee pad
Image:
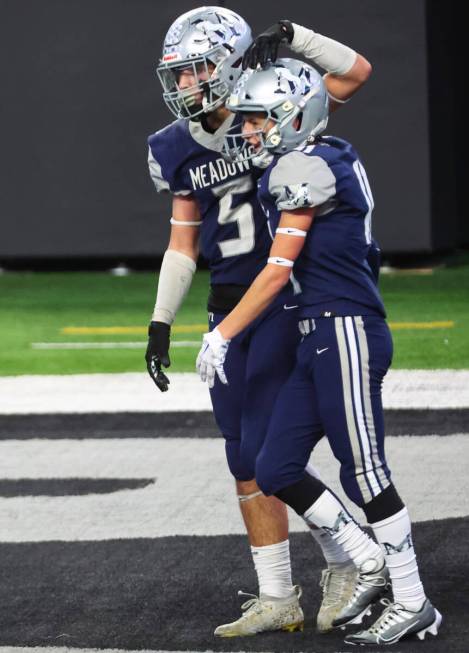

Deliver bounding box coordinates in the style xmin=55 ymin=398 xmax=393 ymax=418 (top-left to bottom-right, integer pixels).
xmin=275 ymin=474 xmax=327 ymax=515
xmin=363 ymin=484 xmax=405 ymax=523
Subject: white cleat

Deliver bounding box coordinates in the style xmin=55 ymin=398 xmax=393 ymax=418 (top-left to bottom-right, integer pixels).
xmin=214 ymin=585 xmax=304 ymax=637
xmin=344 ymin=597 xmax=442 ymax=646
xmin=316 ymin=562 xmax=358 ymax=633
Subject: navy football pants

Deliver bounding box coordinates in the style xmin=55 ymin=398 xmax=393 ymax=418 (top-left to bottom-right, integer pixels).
xmin=256 ymin=315 xmax=393 ymax=507
xmin=209 ymin=299 xmax=300 ymax=481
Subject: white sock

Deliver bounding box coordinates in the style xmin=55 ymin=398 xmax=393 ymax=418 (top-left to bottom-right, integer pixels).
xmin=251 ymin=539 xmax=294 ymax=599
xmin=307 ymin=523 xmax=352 ymax=566
xmin=303 ymin=490 xmax=383 ymax=570
xmin=371 ymin=506 xmax=426 ymax=611
xmin=305 ymin=463 xmax=353 ymax=565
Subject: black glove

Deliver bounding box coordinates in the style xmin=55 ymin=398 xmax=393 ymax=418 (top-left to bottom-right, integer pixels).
xmin=145 ymin=321 xmax=171 ymax=392
xmin=242 ymin=20 xmax=294 ymax=70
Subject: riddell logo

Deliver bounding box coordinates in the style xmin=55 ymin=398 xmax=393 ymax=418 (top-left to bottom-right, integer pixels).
xmin=162 ymin=52 xmax=181 ymax=62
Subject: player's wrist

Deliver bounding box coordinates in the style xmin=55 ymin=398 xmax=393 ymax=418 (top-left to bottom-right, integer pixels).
xmin=278 ymin=20 xmax=294 ymax=44
xmin=148 ymin=321 xmax=170 ymax=335
xmin=209 ymin=327 xmax=230 ymax=346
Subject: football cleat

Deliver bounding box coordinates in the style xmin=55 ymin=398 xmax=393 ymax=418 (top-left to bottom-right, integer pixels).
xmin=316 ymin=562 xmax=357 ymax=633
xmin=332 ymin=557 xmax=390 ymax=629
xmin=344 ymin=597 xmax=442 ymax=646
xmin=214 ymin=585 xmax=304 ymax=637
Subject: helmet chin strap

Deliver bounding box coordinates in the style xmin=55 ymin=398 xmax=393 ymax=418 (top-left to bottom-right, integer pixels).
xmin=263 ymin=86 xmax=322 ymax=149
xmin=252 ymin=149 xmax=274 ymax=169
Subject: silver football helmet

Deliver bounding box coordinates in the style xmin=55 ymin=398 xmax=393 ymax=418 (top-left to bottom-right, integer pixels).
xmin=157 ymin=6 xmax=252 ymax=120
xmin=224 ymin=58 xmax=329 ymax=166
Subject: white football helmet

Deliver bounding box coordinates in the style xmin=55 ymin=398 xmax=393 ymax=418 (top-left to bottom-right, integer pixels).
xmin=224 ymin=58 xmax=329 ymax=166
xmin=157 ymin=6 xmax=252 ymax=120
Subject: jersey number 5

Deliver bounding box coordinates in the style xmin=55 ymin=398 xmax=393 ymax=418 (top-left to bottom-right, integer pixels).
xmin=213 ymin=176 xmax=255 ymax=258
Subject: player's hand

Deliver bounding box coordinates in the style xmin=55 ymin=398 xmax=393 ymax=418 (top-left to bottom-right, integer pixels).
xmin=242 ymin=20 xmax=294 ymax=70
xmin=196 ymin=327 xmax=230 ymax=388
xmin=145 ymin=321 xmax=171 ymax=392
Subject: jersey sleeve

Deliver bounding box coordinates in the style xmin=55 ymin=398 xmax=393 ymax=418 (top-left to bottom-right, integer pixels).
xmin=268 ymin=151 xmax=336 ymax=211
xmin=147 ymin=137 xmax=192 ymax=197
xmin=148 ymin=147 xmax=171 ymax=193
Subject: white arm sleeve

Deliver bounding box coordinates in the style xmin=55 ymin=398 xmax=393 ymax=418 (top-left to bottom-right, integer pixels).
xmin=290 ymin=23 xmax=357 ymax=75
xmin=152 ymin=249 xmax=197 ymax=325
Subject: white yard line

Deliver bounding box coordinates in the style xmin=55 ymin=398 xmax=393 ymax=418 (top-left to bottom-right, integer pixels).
xmin=31 ymin=341 xmax=200 ymax=350
xmin=0 ymin=370 xmax=468 ymax=414
xmin=0 ymin=434 xmax=467 ymax=541
xmin=0 ymin=648 xmax=234 ymax=653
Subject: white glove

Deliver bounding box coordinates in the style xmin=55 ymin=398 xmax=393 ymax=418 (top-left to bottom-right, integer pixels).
xmin=196 ymin=327 xmax=230 ymax=388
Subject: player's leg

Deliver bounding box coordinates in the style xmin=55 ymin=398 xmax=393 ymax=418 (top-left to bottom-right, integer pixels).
xmin=255 ymin=351 xmax=382 ymax=633
xmin=241 ymin=305 xmax=352 ymax=578
xmin=208 ymin=312 xmax=246 ymax=482
xmin=214 ymin=305 xmax=304 ymax=636
xmin=318 ymin=316 xmax=441 ymax=645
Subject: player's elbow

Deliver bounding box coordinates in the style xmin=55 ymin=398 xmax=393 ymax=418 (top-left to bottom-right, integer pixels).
xmin=354 ymin=54 xmax=372 ymax=84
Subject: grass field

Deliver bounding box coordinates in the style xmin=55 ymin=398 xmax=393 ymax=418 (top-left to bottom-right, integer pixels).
xmin=0 ymin=265 xmax=468 ymax=375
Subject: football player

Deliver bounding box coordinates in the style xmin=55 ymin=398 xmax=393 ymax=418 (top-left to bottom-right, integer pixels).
xmin=146 ymin=6 xmax=376 ymax=636
xmin=196 ymin=60 xmax=442 ymax=646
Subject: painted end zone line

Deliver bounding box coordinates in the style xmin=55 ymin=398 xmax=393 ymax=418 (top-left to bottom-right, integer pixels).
xmin=60 ymin=321 xmax=455 ymax=335
xmin=32 ymin=341 xmax=200 ymax=350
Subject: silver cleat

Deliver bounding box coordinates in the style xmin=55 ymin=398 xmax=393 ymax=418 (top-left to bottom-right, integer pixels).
xmin=332 ymin=557 xmax=390 ymax=629
xmin=316 ymin=562 xmax=357 ymax=633
xmin=344 ymin=597 xmax=442 ymax=646
xmin=214 ymin=585 xmax=304 ymax=637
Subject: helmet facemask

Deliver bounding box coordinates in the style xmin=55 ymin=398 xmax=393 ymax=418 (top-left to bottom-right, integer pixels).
xmin=223 ymin=103 xmax=308 ymax=168
xmin=157 ymin=47 xmax=234 ymax=120
xmin=157 ymin=7 xmax=252 ymax=121
xmin=223 ymin=60 xmax=329 ymax=165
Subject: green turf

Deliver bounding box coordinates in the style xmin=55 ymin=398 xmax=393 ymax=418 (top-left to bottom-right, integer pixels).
xmin=0 ymin=266 xmax=467 ymax=375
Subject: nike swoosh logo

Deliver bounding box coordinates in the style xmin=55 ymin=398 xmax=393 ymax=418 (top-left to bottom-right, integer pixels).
xmin=378 ymin=620 xmax=420 ymax=644
xmin=283 ymin=305 xmax=299 ymax=310
xmin=316 ymin=347 xmax=329 ymax=355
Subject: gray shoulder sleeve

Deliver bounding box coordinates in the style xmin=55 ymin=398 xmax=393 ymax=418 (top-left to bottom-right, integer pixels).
xmin=147 ymin=147 xmax=191 ymax=196
xmin=269 ymin=151 xmax=336 ymax=211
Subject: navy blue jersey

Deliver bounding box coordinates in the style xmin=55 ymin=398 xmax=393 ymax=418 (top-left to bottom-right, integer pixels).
xmin=148 ymin=116 xmax=272 ymax=286
xmin=258 ymin=136 xmax=386 ymax=318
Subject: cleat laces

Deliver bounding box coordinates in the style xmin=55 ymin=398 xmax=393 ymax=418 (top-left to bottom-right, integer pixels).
xmin=237 ymin=590 xmax=264 ymax=616
xmin=368 ymin=598 xmax=409 ymax=635
xmin=320 ymin=569 xmax=352 ymax=608
xmin=350 ymin=568 xmax=387 ymax=603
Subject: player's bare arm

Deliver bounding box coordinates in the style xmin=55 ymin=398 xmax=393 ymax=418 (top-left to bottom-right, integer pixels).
xmin=323 ymin=54 xmax=372 ymax=111
xmin=217 ymin=209 xmax=314 ymax=341
xmin=196 ymin=209 xmax=315 ymax=388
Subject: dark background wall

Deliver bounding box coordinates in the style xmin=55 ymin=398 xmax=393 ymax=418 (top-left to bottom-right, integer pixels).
xmin=0 ymin=0 xmax=463 ymax=263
